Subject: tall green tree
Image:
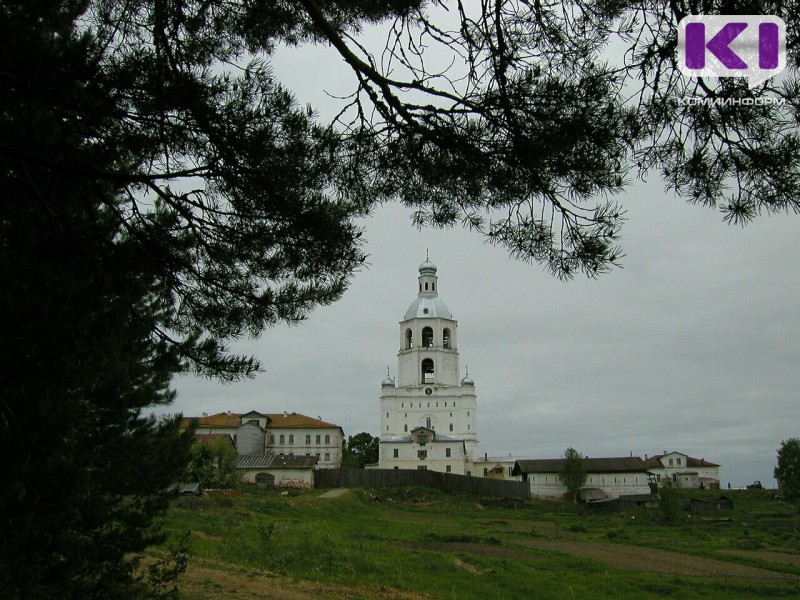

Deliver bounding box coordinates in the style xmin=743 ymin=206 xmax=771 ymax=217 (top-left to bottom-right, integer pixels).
xmin=559 ymin=447 xmax=587 ymax=503
xmin=774 ymin=438 xmax=800 ymax=504
xmin=186 ymin=437 xmax=242 ymax=489
xmin=342 ymin=432 xmax=380 ymax=468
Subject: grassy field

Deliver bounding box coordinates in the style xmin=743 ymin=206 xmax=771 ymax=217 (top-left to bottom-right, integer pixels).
xmin=161 ymin=486 xmax=800 ymax=599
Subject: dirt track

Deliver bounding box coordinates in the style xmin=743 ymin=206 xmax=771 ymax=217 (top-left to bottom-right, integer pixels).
xmin=175 ymin=540 xmax=799 ymax=598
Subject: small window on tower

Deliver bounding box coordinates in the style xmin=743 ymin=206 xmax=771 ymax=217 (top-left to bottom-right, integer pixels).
xmin=443 ymin=328 xmax=451 ymax=349
xmin=405 ymin=329 xmax=413 ymax=349
xmin=421 ymin=358 xmax=434 ymax=383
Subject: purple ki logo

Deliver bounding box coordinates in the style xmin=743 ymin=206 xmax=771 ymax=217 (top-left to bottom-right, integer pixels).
xmin=678 ymin=15 xmax=786 ymax=88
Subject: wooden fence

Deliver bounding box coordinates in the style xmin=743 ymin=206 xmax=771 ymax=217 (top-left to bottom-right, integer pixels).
xmin=315 ymin=468 xmax=529 ymax=499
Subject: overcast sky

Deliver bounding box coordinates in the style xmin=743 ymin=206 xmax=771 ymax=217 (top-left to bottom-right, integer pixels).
xmin=169 ymin=24 xmax=799 ymax=490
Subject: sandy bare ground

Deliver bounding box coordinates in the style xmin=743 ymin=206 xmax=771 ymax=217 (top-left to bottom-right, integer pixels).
xmin=174 ymin=539 xmax=799 ymax=597
xmin=177 ymin=557 xmax=435 ymax=600
xmin=517 ymin=539 xmax=800 ymax=581
xmin=398 ymin=539 xmax=799 ymax=582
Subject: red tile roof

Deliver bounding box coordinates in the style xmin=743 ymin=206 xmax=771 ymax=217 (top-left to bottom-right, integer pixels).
xmin=181 ymin=411 xmax=341 ymax=431
xmin=644 ymin=454 xmax=719 ymax=468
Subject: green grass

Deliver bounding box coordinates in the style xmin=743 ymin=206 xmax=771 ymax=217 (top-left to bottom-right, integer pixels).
xmin=162 ymin=487 xmax=800 ymax=599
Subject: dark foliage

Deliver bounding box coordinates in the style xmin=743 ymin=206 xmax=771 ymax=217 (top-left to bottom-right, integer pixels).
xmin=342 ymin=432 xmax=381 ymax=468
xmin=774 ymin=438 xmax=800 ymax=504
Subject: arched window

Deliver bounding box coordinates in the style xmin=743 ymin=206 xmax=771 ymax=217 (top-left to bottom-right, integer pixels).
xmin=405 ymin=328 xmax=413 ymax=349
xmin=421 ymin=358 xmax=434 ymax=383
xmin=288 ymin=434 xmax=294 ymax=445
xmin=305 ymin=434 xmax=311 ymax=444
xmin=279 ymin=434 xmax=285 ymax=444
xmin=443 ymin=328 xmax=451 ymax=349
xmin=426 ymin=417 xmax=431 ymax=429
xmin=425 ymin=282 xmax=429 ymax=290
xmin=422 ymin=327 xmax=433 ymax=347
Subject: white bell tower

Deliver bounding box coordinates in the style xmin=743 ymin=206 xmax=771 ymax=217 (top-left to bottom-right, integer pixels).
xmin=379 ymin=259 xmax=478 ymax=472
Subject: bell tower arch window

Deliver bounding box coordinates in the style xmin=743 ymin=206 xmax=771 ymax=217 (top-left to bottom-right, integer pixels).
xmin=443 ymin=328 xmax=451 ymax=349
xmin=422 ymin=327 xmax=433 ymax=347
xmin=405 ymin=328 xmax=413 ymax=349
xmin=421 ymin=358 xmax=434 ymax=383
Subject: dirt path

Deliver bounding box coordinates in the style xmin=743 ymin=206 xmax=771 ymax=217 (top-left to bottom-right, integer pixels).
xmin=318 ymin=488 xmax=349 ymax=499
xmin=517 ymin=539 xmax=799 ymax=581
xmin=398 ymin=538 xmax=799 ymax=582
xmin=177 ymin=557 xmax=434 ymax=600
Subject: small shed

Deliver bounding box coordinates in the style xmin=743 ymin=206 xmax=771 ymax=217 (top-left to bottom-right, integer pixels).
xmin=238 ymin=453 xmax=318 ymax=488
xmin=690 ymin=495 xmax=733 ymax=513
xmin=169 ymin=482 xmax=204 ymax=497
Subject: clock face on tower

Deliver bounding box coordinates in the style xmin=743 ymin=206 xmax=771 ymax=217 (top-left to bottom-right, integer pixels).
xmin=425 ymin=388 xmax=432 ymax=396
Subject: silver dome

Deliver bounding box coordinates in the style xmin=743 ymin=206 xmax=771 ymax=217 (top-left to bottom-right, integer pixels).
xmin=404 ymin=297 xmax=453 ymax=320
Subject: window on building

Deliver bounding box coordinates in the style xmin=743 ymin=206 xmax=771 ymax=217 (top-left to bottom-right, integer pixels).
xmin=418 ymin=465 xmax=427 ymax=471
xmin=269 ymin=434 xmax=275 ymax=444
xmin=422 ymin=326 xmax=433 ymax=347
xmin=426 ymin=417 xmax=431 ymax=428
xmin=449 ymin=423 xmax=453 ymax=432
xmin=394 ymin=466 xmax=399 ymax=470
xmin=421 ymin=358 xmax=434 ymax=383
xmin=446 ymin=448 xmax=451 ymax=458
xmin=305 ymin=434 xmax=311 ymax=444
xmin=677 ymin=458 xmax=682 ymax=465
xmin=418 ymin=450 xmax=427 ymax=460
xmin=279 ymin=434 xmax=285 ymax=444
xmin=425 ymin=282 xmax=429 ymax=290
xmin=404 ymin=424 xmax=408 ymax=432
xmin=393 ymin=449 xmax=399 ymax=458
xmin=672 ymin=474 xmax=677 ymax=482
xmin=325 ymin=434 xmax=330 ymax=444
xmin=669 ymin=458 xmax=673 ymax=466
xmin=316 ymin=434 xmax=321 ymax=444
xmin=315 ymin=453 xmax=321 ymax=459
xmin=446 ymin=465 xmax=451 ymax=473
xmin=483 ymin=468 xmax=488 ymax=476
xmin=288 ymin=434 xmax=294 ymax=445
xmin=405 ymin=328 xmax=413 ymax=349
xmin=324 ymin=452 xmax=330 ymax=461
xmin=386 ymin=412 xmax=389 ymax=418
xmin=417 ymin=434 xmax=428 ymax=445
xmin=443 ymin=328 xmax=450 ymax=349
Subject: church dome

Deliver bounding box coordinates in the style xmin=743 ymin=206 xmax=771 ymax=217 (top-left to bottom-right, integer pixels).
xmin=461 ymin=373 xmax=474 ymax=386
xmin=381 ymin=374 xmax=395 ymax=387
xmin=404 ymin=297 xmax=452 ymax=320
xmin=418 ymin=260 xmax=437 ymax=276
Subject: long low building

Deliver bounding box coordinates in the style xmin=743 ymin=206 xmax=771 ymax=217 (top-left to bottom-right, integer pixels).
xmin=181 ymin=410 xmax=344 ymax=469
xmin=512 ymin=457 xmax=655 ymax=500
